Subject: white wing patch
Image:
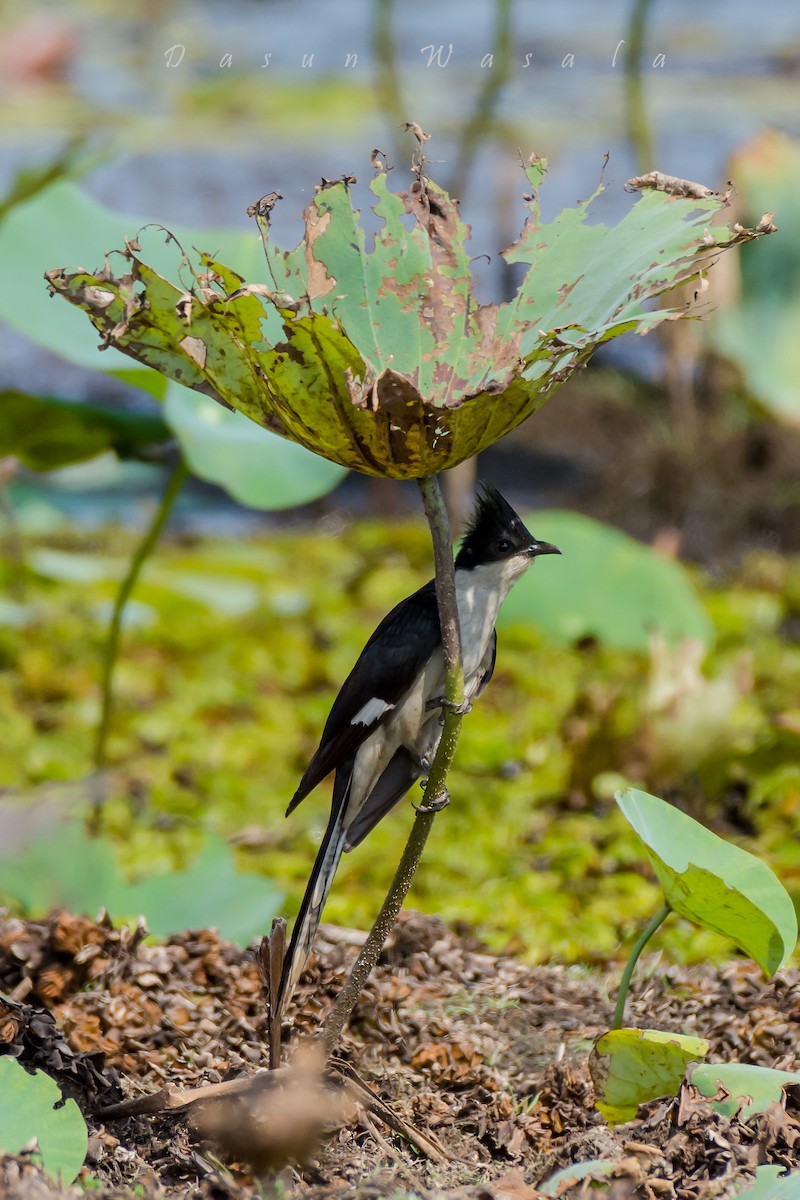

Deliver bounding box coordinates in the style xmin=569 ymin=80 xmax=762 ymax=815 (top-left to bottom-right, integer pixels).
xmin=351 ymin=696 xmax=394 ymax=726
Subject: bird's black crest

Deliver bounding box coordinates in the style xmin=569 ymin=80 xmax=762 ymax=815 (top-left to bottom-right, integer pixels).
xmin=454 ymin=485 xmax=536 ymax=569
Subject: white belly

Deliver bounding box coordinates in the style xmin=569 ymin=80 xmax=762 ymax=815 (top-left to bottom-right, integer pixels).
xmin=347 ymin=555 xmax=530 ymax=817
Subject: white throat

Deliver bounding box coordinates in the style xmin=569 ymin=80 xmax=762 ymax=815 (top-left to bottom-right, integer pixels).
xmin=455 ymin=555 xmax=530 ymax=680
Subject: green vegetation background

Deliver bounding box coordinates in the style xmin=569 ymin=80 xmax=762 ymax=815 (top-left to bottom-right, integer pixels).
xmin=3 ymin=515 xmax=799 ymax=968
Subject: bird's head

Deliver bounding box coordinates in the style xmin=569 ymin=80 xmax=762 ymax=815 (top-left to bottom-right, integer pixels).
xmin=454 ymin=485 xmax=560 ymax=576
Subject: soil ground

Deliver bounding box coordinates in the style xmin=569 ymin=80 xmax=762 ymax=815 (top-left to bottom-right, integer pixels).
xmin=2 ymin=908 xmax=799 ymax=1199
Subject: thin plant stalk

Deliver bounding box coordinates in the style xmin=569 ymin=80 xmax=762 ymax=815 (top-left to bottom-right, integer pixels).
xmin=372 ymin=0 xmax=406 ymax=168
xmin=320 ymin=473 xmax=466 ymax=1055
xmin=0 ymin=467 xmax=26 ymax=602
xmin=612 ymin=903 xmax=671 ymax=1030
xmin=450 ymin=0 xmax=513 ymax=201
xmin=623 ymin=0 xmax=698 ymax=450
xmin=624 ymin=0 xmax=655 ymax=174
xmin=92 ymin=458 xmax=189 ymax=781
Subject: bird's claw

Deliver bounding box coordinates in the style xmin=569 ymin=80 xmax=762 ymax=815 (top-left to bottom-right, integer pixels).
xmin=416 ymin=786 xmax=450 ymax=814
xmin=427 ymin=696 xmax=473 ymax=716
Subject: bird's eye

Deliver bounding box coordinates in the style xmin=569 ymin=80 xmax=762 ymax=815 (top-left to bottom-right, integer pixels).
xmin=496 ymin=539 xmax=511 ymax=554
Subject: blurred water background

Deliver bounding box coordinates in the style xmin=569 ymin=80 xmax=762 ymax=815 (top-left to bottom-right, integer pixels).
xmin=1 ymin=0 xmax=799 ymax=533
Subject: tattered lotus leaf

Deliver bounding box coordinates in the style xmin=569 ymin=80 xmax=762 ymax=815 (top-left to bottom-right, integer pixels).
xmin=689 ymin=1061 xmax=800 ymax=1121
xmin=46 ymin=159 xmax=775 ymax=479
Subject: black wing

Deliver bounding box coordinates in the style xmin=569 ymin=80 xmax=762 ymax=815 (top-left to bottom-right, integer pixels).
xmin=287 ymin=579 xmax=441 ymax=813
xmin=343 ymin=747 xmax=421 ymax=851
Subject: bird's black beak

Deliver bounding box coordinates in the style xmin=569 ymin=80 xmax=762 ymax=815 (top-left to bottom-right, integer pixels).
xmin=529 ymin=540 xmax=561 ymax=557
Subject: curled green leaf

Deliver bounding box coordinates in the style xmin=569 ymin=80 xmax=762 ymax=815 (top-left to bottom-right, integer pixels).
xmin=590 ymin=1027 xmax=709 ymax=1126
xmin=617 ymin=788 xmax=797 ymax=975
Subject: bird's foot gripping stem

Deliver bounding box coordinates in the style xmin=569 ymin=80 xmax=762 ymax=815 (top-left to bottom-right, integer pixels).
xmin=427 ymin=695 xmax=473 ymax=716
xmin=415 ymin=785 xmax=450 ymax=814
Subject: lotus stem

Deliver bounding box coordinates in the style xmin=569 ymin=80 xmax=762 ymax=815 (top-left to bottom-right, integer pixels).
xmin=320 ymin=473 xmax=466 ymax=1054
xmin=91 ymin=458 xmax=189 ymax=805
xmin=612 ymin=903 xmax=671 ymax=1030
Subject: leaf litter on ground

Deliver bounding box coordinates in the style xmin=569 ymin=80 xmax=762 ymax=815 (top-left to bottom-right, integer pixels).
xmin=1 ymin=908 xmax=800 ymax=1198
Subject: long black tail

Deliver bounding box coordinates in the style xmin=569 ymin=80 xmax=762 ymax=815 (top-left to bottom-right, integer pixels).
xmin=274 ymin=775 xmax=349 ymax=1021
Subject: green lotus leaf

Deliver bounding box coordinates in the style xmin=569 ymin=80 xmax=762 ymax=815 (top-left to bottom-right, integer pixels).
xmin=46 ymin=158 xmax=774 ymax=479
xmin=733 ymin=1165 xmax=800 ymax=1199
xmin=0 ymin=821 xmax=283 ymax=945
xmin=0 ymin=390 xmax=169 ymax=470
xmin=590 ymin=1027 xmax=709 ymax=1126
xmin=617 ymin=788 xmax=797 ymax=975
xmin=540 ymin=1159 xmax=616 ymax=1195
xmin=690 ymin=1061 xmax=800 ymax=1121
xmin=0 ymin=1057 xmax=87 ymax=1184
xmin=708 ymin=129 xmax=800 ymax=427
xmin=500 ymin=509 xmax=712 ymax=649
